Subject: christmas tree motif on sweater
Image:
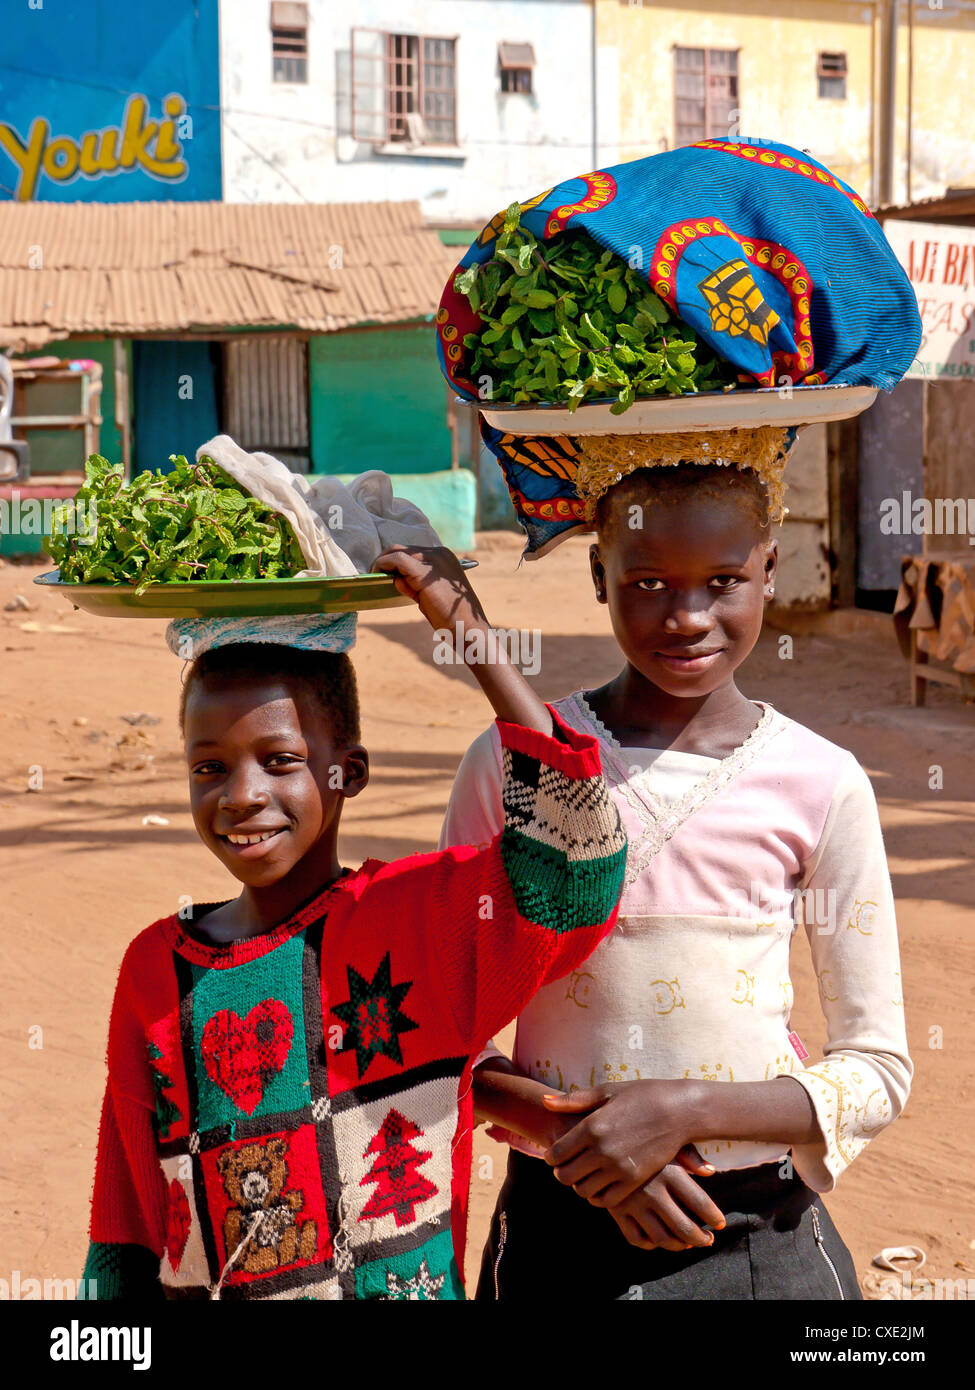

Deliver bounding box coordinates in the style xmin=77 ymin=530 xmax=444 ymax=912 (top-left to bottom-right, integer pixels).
xmin=331 ymin=953 xmax=418 ymax=1079
xmin=147 ymin=1040 xmax=182 ymax=1140
xmin=359 ymin=1109 xmax=437 ymax=1227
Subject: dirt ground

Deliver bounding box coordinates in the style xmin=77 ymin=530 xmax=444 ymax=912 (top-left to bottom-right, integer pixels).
xmin=1 ymin=534 xmax=973 ymax=1299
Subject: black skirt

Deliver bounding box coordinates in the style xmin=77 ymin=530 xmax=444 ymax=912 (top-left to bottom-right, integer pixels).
xmin=476 ymin=1150 xmax=862 ymax=1301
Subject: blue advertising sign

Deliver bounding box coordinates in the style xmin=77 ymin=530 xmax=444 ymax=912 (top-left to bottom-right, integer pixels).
xmin=0 ymin=0 xmax=221 ymax=202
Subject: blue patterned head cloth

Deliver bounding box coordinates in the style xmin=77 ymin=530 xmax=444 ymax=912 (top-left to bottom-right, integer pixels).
xmin=434 ymin=137 xmax=922 ymax=554
xmin=166 ymin=611 xmax=357 ymax=661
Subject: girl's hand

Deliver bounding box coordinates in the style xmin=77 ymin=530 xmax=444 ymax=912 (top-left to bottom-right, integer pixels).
xmin=373 ymin=544 xmax=487 ymax=637
xmin=609 ymin=1163 xmax=727 ymax=1253
xmin=543 ymin=1080 xmax=701 ymax=1206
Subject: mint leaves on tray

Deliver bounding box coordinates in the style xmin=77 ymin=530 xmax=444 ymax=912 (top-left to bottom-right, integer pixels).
xmin=454 ymin=204 xmax=738 ymax=413
xmin=44 ymin=453 xmax=306 ymax=593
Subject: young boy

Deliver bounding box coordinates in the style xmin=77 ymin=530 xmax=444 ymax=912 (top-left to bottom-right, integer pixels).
xmin=80 ymin=546 xmax=626 ymax=1300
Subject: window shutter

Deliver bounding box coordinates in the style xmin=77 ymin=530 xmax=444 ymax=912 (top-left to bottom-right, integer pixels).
xmin=497 ymin=42 xmax=536 ymax=70
xmin=271 ymin=1 xmax=307 ymax=25
xmin=351 ymin=27 xmax=389 ymax=143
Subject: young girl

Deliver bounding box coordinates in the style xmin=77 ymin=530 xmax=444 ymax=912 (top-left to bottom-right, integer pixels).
xmin=440 ymin=431 xmax=913 ymax=1301
xmin=79 ymin=545 xmax=626 ymax=1300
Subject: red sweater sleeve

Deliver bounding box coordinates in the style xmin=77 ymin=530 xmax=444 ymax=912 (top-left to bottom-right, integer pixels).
xmin=429 ymin=706 xmax=626 ymax=1053
xmin=81 ymin=938 xmax=170 ymax=1300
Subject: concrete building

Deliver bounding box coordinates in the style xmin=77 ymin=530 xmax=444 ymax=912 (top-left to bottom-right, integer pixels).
xmin=220 ymin=0 xmax=596 ymax=223
xmin=594 ymin=0 xmax=975 ymax=210
xmin=221 ymin=2 xmax=975 ymax=222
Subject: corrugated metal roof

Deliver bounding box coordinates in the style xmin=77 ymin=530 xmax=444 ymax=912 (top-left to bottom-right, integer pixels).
xmin=878 ymin=188 xmax=975 ymax=222
xmin=0 ymin=200 xmax=464 ymax=348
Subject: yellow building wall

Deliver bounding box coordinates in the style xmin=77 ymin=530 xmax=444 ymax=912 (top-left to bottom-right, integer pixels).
xmin=597 ymin=0 xmax=975 ymax=207
xmin=894 ymin=5 xmax=975 ymax=204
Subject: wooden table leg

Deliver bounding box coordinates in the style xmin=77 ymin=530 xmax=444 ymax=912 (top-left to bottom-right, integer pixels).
xmin=910 ymin=629 xmax=928 ymax=707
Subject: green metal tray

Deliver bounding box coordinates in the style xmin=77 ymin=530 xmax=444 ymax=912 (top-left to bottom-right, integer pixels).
xmin=34 ymin=562 xmax=477 ymax=620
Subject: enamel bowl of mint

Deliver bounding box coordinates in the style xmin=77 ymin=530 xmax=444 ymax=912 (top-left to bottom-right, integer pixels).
xmin=469 ymin=384 xmax=877 ymax=435
xmin=34 ymin=562 xmax=478 ymax=620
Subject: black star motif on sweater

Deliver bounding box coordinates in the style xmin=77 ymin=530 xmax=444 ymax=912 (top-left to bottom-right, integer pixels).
xmin=331 ymin=953 xmax=419 ymax=1079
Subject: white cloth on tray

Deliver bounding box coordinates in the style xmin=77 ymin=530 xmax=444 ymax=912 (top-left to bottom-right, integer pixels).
xmin=196 ymin=434 xmax=442 ymax=577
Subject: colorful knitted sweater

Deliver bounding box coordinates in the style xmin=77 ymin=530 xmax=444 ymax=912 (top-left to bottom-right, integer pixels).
xmin=81 ymin=710 xmax=626 ymax=1301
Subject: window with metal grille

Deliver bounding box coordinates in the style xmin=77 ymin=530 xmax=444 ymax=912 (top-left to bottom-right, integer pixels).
xmin=674 ymin=46 xmax=739 ymax=146
xmin=351 ymin=28 xmax=457 ymax=145
xmin=499 ymin=41 xmax=535 ymax=95
xmin=272 ymin=2 xmax=308 ymax=84
xmin=817 ymin=51 xmax=847 ymax=100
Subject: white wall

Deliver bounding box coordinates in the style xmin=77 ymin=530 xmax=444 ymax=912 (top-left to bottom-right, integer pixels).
xmin=220 ymin=0 xmax=595 ymax=222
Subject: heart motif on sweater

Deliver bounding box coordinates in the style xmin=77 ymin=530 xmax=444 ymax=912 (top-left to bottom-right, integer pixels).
xmin=201 ymin=999 xmax=294 ymax=1115
xmin=165 ymin=1180 xmax=191 ymax=1272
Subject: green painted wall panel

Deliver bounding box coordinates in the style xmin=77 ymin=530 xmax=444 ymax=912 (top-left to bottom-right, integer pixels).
xmin=309 ymin=328 xmax=451 ymax=476
xmin=437 ymin=228 xmax=479 ymax=247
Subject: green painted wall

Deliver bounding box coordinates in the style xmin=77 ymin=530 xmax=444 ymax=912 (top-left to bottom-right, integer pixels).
xmin=309 ymin=327 xmax=452 ymax=476
xmin=437 ymin=228 xmax=479 ymax=247
xmin=11 ymin=338 xmax=130 ymax=472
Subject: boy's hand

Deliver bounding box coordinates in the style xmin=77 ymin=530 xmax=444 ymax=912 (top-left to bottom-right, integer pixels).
xmin=473 ymin=1063 xmax=583 ymax=1152
xmin=609 ymin=1163 xmax=726 ymax=1253
xmin=543 ymin=1079 xmax=700 ymax=1206
xmin=374 ymin=545 xmax=552 ymax=735
xmin=373 ymin=544 xmax=487 ymax=637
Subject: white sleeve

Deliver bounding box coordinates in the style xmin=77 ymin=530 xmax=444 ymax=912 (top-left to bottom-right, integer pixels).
xmin=789 ymin=756 xmax=913 ymax=1192
xmin=438 ymin=722 xmax=505 ymax=852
